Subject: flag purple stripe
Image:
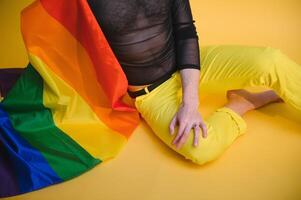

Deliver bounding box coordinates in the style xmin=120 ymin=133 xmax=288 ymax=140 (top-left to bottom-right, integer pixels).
xmin=0 ymin=141 xmax=19 ymax=197
xmin=0 ymin=68 xmax=25 ymax=98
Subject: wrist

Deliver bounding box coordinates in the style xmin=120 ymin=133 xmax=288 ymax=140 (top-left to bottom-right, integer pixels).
xmin=182 ymin=93 xmax=199 ymax=103
xmin=182 ymin=98 xmax=199 ymax=108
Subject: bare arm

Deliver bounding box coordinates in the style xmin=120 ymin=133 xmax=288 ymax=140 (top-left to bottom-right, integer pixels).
xmin=169 ymin=0 xmax=207 ymax=149
xmin=180 ymin=68 xmax=200 ymax=106
xmin=169 ymin=68 xmax=207 ymax=149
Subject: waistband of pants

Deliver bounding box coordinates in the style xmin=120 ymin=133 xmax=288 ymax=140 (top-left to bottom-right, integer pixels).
xmin=127 ymin=70 xmax=175 ymax=99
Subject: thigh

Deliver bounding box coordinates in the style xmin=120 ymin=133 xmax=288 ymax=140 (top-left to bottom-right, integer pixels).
xmin=134 ymin=72 xmax=247 ymax=165
xmin=199 ymin=45 xmax=278 ymax=93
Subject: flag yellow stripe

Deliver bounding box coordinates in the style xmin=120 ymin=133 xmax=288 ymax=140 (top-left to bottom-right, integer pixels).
xmin=21 ymin=1 xmax=139 ymax=138
xmin=30 ymin=54 xmax=127 ymax=160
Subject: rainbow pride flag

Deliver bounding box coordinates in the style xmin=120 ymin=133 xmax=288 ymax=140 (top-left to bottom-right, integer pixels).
xmin=0 ymin=0 xmax=140 ymax=197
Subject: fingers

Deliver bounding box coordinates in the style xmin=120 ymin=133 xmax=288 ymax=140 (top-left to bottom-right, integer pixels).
xmin=172 ymin=122 xmax=207 ymax=149
xmin=169 ymin=115 xmax=177 ymax=135
xmin=200 ymin=122 xmax=208 ymax=138
xmin=193 ymin=124 xmax=200 ymax=147
xmin=172 ymin=121 xmax=185 ymax=145
xmin=169 ymin=111 xmax=208 ymax=149
xmin=175 ymin=125 xmax=192 ymax=149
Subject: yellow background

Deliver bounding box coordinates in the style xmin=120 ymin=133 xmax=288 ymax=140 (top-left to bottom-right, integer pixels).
xmin=1 ymin=0 xmax=301 ymax=67
xmin=1 ymin=0 xmax=301 ymax=200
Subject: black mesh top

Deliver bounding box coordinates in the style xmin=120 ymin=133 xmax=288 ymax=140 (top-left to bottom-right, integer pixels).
xmin=88 ymin=0 xmax=200 ymax=85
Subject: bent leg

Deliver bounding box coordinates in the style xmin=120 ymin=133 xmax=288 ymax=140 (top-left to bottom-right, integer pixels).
xmin=199 ymin=45 xmax=301 ymax=111
xmin=134 ymin=73 xmax=247 ymax=165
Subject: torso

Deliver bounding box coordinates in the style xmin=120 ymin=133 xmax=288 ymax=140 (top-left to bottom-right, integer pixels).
xmin=88 ymin=0 xmax=178 ymax=86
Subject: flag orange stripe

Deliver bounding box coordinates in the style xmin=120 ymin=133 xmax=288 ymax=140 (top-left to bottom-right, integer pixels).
xmin=21 ymin=1 xmax=140 ymax=138
xmin=40 ymin=0 xmax=133 ymax=110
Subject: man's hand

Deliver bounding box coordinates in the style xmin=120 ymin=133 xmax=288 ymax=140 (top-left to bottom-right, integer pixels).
xmin=169 ymin=102 xmax=207 ymax=149
xmin=169 ymin=68 xmax=207 ymax=149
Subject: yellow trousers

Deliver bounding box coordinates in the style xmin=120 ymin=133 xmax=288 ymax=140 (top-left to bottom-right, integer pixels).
xmin=134 ymin=45 xmax=301 ymax=165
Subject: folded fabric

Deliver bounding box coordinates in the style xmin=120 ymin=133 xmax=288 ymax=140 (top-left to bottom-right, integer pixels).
xmin=0 ymin=0 xmax=140 ymax=197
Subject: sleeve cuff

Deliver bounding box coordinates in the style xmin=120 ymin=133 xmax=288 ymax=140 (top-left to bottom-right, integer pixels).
xmin=178 ymin=64 xmax=200 ymax=70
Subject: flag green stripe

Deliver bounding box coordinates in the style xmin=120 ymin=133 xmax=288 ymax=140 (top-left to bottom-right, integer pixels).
xmin=2 ymin=64 xmax=101 ymax=181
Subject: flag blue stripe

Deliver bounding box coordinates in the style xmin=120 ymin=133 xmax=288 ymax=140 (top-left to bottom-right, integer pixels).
xmin=0 ymin=105 xmax=62 ymax=196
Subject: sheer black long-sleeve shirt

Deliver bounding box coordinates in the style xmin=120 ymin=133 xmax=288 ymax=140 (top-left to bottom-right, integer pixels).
xmin=88 ymin=0 xmax=200 ymax=85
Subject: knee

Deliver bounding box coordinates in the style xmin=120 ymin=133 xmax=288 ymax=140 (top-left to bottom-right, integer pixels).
xmin=188 ymin=152 xmax=219 ymax=165
xmin=183 ymin=142 xmax=225 ymax=166
xmin=182 ymin=121 xmax=244 ymax=165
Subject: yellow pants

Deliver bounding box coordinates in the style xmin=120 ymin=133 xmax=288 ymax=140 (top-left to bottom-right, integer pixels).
xmin=134 ymin=45 xmax=301 ymax=165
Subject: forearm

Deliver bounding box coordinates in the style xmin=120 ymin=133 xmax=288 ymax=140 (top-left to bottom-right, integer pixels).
xmin=179 ymin=68 xmax=200 ymax=107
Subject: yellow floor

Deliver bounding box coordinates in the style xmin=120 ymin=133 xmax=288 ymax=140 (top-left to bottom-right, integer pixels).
xmin=1 ymin=1 xmax=301 ymax=200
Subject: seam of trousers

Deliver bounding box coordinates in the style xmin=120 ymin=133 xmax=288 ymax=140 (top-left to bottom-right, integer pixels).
xmin=215 ymin=107 xmax=247 ymax=135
